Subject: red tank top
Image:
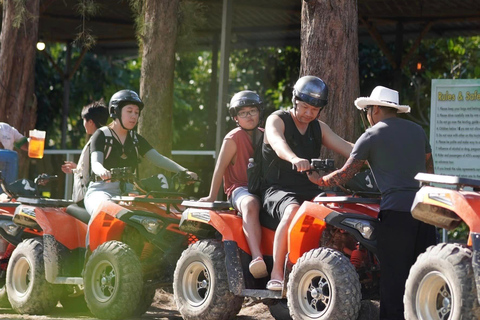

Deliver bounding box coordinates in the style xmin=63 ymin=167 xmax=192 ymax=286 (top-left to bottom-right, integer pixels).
xmin=224 ymin=127 xmax=263 ymax=198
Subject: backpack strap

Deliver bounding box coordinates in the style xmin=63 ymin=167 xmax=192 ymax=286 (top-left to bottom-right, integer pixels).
xmin=130 ymin=130 xmax=141 ymax=178
xmin=99 ymin=127 xmax=115 ymax=160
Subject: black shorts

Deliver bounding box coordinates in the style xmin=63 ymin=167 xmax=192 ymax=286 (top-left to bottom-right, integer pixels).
xmin=262 ymin=186 xmax=323 ymax=221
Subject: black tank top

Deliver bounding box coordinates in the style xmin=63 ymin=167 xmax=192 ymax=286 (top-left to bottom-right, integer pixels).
xmin=262 ymin=110 xmax=322 ymax=190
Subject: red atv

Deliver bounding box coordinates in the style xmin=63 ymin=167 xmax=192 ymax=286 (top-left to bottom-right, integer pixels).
xmin=3 ymin=168 xmax=197 ymax=319
xmin=404 ymin=173 xmax=480 ymax=320
xmin=174 ymin=160 xmax=381 ymax=320
xmin=0 ymin=172 xmax=57 ymax=308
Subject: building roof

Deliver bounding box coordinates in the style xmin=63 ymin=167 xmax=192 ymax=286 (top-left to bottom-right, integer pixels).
xmin=34 ymin=0 xmax=480 ymax=54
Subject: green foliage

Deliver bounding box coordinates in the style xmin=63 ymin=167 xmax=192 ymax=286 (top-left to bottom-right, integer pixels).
xmin=172 ymin=47 xmax=300 ymax=149
xmin=74 ymin=0 xmax=100 ymax=48
xmin=35 ymin=43 xmax=141 ymax=149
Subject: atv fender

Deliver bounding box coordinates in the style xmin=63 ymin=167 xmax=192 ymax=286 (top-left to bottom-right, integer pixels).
xmin=88 ymin=201 xmax=128 ymax=251
xmin=411 ymin=186 xmax=480 ymax=231
xmin=287 ymin=201 xmax=327 ymax=264
xmin=15 ymin=206 xmax=86 ymax=250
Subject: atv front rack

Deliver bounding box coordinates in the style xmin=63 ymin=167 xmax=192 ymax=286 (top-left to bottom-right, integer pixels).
xmin=415 ymin=173 xmax=480 ymax=190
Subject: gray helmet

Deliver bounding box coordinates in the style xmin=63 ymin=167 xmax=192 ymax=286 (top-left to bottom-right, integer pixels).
xmin=109 ymin=90 xmax=144 ymax=119
xmin=292 ymin=76 xmax=328 ymax=108
xmin=228 ymin=90 xmax=263 ymax=117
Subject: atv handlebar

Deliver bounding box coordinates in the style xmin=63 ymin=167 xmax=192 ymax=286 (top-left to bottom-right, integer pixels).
xmin=0 ymin=171 xmax=58 ymax=199
xmin=107 ymin=167 xmax=200 ymax=195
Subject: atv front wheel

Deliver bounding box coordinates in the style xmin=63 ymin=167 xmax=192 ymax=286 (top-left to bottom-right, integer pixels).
xmin=173 ymin=239 xmax=244 ymax=320
xmin=287 ymin=247 xmax=361 ymax=320
xmin=6 ymin=238 xmax=62 ymax=314
xmin=404 ymin=243 xmax=480 ymax=320
xmin=84 ymin=240 xmax=143 ymax=319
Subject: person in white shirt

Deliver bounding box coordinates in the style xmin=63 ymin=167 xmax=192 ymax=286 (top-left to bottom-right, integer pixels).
xmin=0 ymin=122 xmax=28 ymax=151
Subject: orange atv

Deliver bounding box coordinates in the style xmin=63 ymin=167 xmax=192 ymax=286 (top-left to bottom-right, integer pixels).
xmin=175 ymin=159 xmax=381 ymax=320
xmin=2 ymin=168 xmax=198 ymax=319
xmin=404 ymin=173 xmax=480 ymax=320
xmin=0 ymin=172 xmax=58 ymax=309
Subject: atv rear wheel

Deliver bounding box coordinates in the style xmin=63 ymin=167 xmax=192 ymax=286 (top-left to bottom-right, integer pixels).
xmin=287 ymin=247 xmax=361 ymax=320
xmin=404 ymin=243 xmax=480 ymax=320
xmin=173 ymin=239 xmax=243 ymax=320
xmin=6 ymin=238 xmax=62 ymax=314
xmin=84 ymin=240 xmax=143 ymax=319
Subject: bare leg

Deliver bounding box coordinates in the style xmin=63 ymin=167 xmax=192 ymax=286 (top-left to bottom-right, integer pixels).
xmin=239 ymin=195 xmax=262 ymax=259
xmin=270 ymin=204 xmax=299 ymax=282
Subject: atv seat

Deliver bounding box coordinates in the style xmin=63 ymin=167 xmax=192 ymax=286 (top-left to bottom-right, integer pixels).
xmin=66 ymin=203 xmax=90 ymax=224
xmin=181 ymin=200 xmax=233 ymax=210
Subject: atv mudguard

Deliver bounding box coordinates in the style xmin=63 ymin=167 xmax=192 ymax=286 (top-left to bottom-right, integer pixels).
xmin=411 ymin=186 xmax=480 ymax=232
xmin=87 ymin=201 xmax=128 ymax=251
xmin=180 ymin=203 xmax=275 ymax=256
xmin=288 ymin=196 xmax=380 ymax=264
xmin=15 ymin=205 xmax=86 ymax=250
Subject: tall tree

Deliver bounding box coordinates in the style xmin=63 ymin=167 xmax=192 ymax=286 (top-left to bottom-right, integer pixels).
xmin=300 ymin=0 xmax=360 ymax=164
xmin=132 ymin=0 xmax=180 ymax=178
xmin=0 ymin=0 xmax=39 ymax=132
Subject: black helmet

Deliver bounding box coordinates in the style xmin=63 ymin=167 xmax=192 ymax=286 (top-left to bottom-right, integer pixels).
xmin=228 ymin=90 xmax=263 ymax=118
xmin=292 ymin=76 xmax=328 ymax=108
xmin=109 ymin=90 xmax=144 ymax=119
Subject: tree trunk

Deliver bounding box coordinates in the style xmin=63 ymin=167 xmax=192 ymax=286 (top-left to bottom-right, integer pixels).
xmin=0 ymin=0 xmax=39 ymax=133
xmin=0 ymin=0 xmax=39 ymax=178
xmin=138 ymin=0 xmax=180 ymax=178
xmin=300 ymin=0 xmax=360 ymax=166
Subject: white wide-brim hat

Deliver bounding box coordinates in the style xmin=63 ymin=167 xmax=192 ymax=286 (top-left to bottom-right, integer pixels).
xmin=354 ymin=86 xmax=411 ymax=113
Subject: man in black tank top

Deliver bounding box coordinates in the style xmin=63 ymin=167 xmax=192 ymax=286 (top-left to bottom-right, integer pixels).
xmin=263 ymin=76 xmax=353 ymax=291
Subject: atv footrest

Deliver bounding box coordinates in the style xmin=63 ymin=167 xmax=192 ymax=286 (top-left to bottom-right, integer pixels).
xmin=240 ymin=289 xmax=284 ymax=299
xmin=181 ymin=200 xmax=232 ymax=210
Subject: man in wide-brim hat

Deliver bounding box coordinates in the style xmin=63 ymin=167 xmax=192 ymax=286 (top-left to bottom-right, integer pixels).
xmin=307 ymin=85 xmax=437 ymax=320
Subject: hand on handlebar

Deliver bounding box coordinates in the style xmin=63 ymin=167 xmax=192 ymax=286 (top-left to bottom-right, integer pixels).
xmin=97 ymin=168 xmax=111 ymax=181
xmin=290 ymin=157 xmax=311 ymax=173
xmin=185 ymin=171 xmax=198 ymax=182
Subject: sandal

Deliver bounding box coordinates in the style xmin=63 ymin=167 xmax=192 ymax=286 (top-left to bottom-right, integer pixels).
xmin=266 ymin=279 xmax=284 ymax=291
xmin=249 ymin=257 xmax=268 ymax=279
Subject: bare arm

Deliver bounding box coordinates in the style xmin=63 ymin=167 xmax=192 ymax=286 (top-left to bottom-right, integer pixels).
xmin=308 ymin=156 xmax=365 ymax=187
xmin=199 ymin=138 xmax=237 ymax=202
xmin=426 ymin=153 xmax=434 ymax=174
xmin=320 ymin=121 xmax=354 ymax=158
xmin=265 ymin=115 xmax=310 ymax=172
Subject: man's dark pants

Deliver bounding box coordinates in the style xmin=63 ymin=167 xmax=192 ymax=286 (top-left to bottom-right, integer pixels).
xmin=377 ymin=210 xmax=437 ymax=320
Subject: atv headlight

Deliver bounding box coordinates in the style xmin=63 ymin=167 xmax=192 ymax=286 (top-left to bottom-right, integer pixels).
xmin=0 ymin=220 xmax=22 ymax=236
xmin=341 ymin=218 xmax=375 ymax=240
xmin=129 ymin=215 xmax=163 ymax=235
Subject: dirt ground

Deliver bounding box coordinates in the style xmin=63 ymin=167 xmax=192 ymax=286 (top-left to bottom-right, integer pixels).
xmin=0 ymin=289 xmax=275 ymax=320
xmin=0 ymin=289 xmax=379 ymax=320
